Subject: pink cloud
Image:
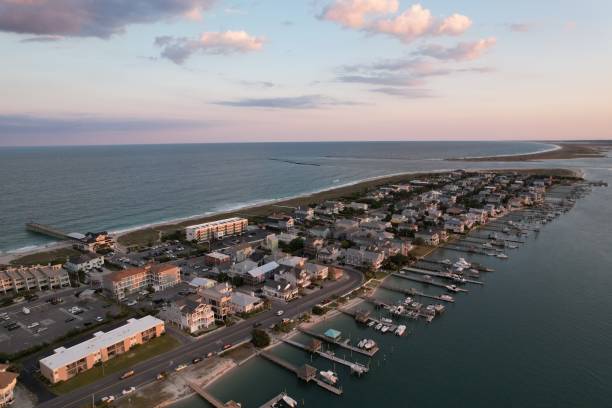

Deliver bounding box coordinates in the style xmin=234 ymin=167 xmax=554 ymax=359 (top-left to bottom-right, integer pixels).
xmin=321 ymin=1 xmax=472 ymax=43
xmin=416 ymin=37 xmax=497 ymax=61
xmin=156 ymin=30 xmax=264 ymax=64
xmin=320 ymin=0 xmax=399 ymax=29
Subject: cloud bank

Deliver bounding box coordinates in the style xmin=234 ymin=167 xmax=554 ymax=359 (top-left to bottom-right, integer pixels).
xmin=156 ymin=30 xmax=264 ymax=64
xmin=214 ymin=95 xmax=357 ymax=109
xmin=0 ymin=0 xmax=214 ymax=38
xmin=320 ymin=1 xmax=472 ymax=43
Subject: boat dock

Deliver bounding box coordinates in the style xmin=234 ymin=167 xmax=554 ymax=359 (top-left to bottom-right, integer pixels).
xmin=259 ymin=351 xmax=343 ymax=395
xmin=188 ymin=380 xmax=241 ymax=408
xmin=401 ymin=267 xmax=484 ymax=285
xmin=258 ymin=392 xmax=294 ymax=408
xmin=379 ymin=283 xmax=455 ymax=303
xmin=281 ymin=338 xmax=369 ymax=375
xmin=298 ymin=327 xmax=378 ymax=357
xmin=391 ymin=272 xmax=469 ymax=293
xmin=364 ymin=298 xmax=436 ymax=323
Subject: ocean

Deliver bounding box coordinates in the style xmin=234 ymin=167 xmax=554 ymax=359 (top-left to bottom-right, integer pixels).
xmin=1 ymin=141 xmax=611 ymax=407
xmin=0 ymin=141 xmax=555 ymax=254
xmin=174 ymin=157 xmax=612 ymax=408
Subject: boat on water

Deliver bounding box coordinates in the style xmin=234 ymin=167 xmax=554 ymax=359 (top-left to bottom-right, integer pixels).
xmin=381 ymin=325 xmax=389 ymax=333
xmin=482 ymin=242 xmax=493 ymax=249
xmin=395 ymin=325 xmax=407 ymax=336
xmin=497 ymin=253 xmax=508 ymax=259
xmin=281 ymin=395 xmax=298 ymax=408
xmin=440 ymin=294 xmax=454 ymax=302
xmin=446 ymin=284 xmax=460 ymax=292
xmin=403 ymin=296 xmax=413 ymax=305
xmin=320 ymin=370 xmax=339 ymax=385
xmin=367 ymin=320 xmax=376 ymax=327
xmin=375 ymin=323 xmax=383 ymax=330
xmin=454 ymin=258 xmax=471 ymax=269
xmin=434 ymin=304 xmax=446 ymax=314
xmin=381 ymin=317 xmax=393 ymax=324
xmin=507 ymin=243 xmax=519 ymax=249
xmin=441 ymin=259 xmax=452 ymax=265
xmin=357 ymin=339 xmax=377 ymax=350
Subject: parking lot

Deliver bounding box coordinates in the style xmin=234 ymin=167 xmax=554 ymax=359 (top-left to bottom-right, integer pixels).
xmin=0 ymin=289 xmax=122 ymax=354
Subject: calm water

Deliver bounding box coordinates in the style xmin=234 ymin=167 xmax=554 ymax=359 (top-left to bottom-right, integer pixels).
xmin=174 ymin=157 xmax=612 ymax=408
xmin=0 ymin=141 xmax=554 ymax=253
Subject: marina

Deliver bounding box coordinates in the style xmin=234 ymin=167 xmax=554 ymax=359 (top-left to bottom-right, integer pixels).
xmin=391 ymin=272 xmax=469 ymax=293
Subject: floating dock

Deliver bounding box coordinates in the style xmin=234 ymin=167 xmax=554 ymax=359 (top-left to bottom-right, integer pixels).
xmin=401 ymin=267 xmax=484 ymax=285
xmin=259 ymin=392 xmax=296 ymax=408
xmin=298 ymin=327 xmax=378 ymax=357
xmin=379 ymin=283 xmax=455 ymax=303
xmin=281 ymin=338 xmax=369 ymax=375
xmin=259 ymin=351 xmax=343 ymax=395
xmin=391 ymin=272 xmax=469 ymax=293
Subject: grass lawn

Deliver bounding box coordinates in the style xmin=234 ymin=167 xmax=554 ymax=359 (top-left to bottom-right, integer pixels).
xmin=116 ymin=229 xmax=161 ymax=248
xmin=10 ymin=247 xmax=83 ymax=266
xmin=50 ymin=334 xmax=180 ymax=395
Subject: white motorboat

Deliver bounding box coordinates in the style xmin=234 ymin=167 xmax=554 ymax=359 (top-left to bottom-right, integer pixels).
xmin=320 ymin=370 xmax=339 ymax=385
xmin=395 ymin=325 xmax=407 ymax=336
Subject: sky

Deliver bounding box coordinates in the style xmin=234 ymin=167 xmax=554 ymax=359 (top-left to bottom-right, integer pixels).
xmin=0 ymin=0 xmax=611 ymax=146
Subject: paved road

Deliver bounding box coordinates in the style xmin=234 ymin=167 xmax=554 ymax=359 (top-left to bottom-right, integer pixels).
xmin=37 ymin=267 xmax=363 ymax=408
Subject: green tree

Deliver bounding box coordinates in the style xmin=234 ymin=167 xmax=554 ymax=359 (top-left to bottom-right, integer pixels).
xmin=251 ymin=329 xmax=271 ymax=348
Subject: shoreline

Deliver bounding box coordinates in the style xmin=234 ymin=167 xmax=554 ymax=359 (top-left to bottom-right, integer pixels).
xmin=2 ymin=166 xmax=582 ymax=264
xmin=451 ymin=142 xmax=610 ymax=162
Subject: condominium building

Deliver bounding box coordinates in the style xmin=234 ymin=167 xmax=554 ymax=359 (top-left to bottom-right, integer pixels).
xmin=0 ymin=265 xmax=70 ymax=295
xmin=39 ymin=316 xmax=165 ymax=384
xmin=162 ymin=296 xmax=215 ymax=334
xmin=0 ymin=364 xmax=18 ymax=408
xmin=185 ymin=217 xmax=248 ymax=242
xmin=103 ymin=263 xmax=181 ymax=300
xmin=64 ymin=253 xmax=105 ymax=273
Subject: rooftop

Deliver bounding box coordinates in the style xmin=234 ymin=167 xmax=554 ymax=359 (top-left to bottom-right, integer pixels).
xmin=39 ymin=315 xmax=163 ymax=371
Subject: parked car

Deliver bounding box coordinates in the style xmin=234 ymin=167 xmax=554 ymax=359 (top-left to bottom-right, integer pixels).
xmin=126 ymin=300 xmax=137 ymax=306
xmin=276 ymin=310 xmax=284 ymax=316
xmin=222 ymin=343 xmax=232 ymax=351
xmin=65 ymin=317 xmax=76 ymax=323
xmin=95 ymin=316 xmax=104 ymax=322
xmin=174 ymin=364 xmax=188 ymax=372
xmin=192 ymin=357 xmax=202 ymax=364
xmin=26 ymin=322 xmax=39 ymax=329
xmin=101 ymin=395 xmax=115 ymax=403
xmin=122 ymin=387 xmax=136 ymax=395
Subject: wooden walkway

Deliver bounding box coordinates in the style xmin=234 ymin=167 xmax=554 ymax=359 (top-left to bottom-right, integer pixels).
xmin=188 ymin=381 xmax=239 ymax=408
xmin=281 ymin=338 xmax=369 ymax=375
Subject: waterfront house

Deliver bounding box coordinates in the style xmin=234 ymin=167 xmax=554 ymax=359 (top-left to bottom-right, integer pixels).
xmin=263 ymin=279 xmax=298 ymax=301
xmin=162 ymin=295 xmax=215 ymax=334
xmin=200 ymin=282 xmax=233 ymax=319
xmin=444 ymin=218 xmax=466 ymax=234
xmin=230 ymin=291 xmax=263 ymax=314
xmin=414 ymin=231 xmax=440 ymax=246
xmin=345 ymin=247 xmax=385 ymax=270
xmin=266 ymin=214 xmax=295 ymax=231
xmin=75 ymin=231 xmax=115 ymax=253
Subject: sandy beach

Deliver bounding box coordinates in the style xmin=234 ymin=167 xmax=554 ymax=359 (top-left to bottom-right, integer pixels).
xmin=453 ymin=142 xmax=610 ymax=162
